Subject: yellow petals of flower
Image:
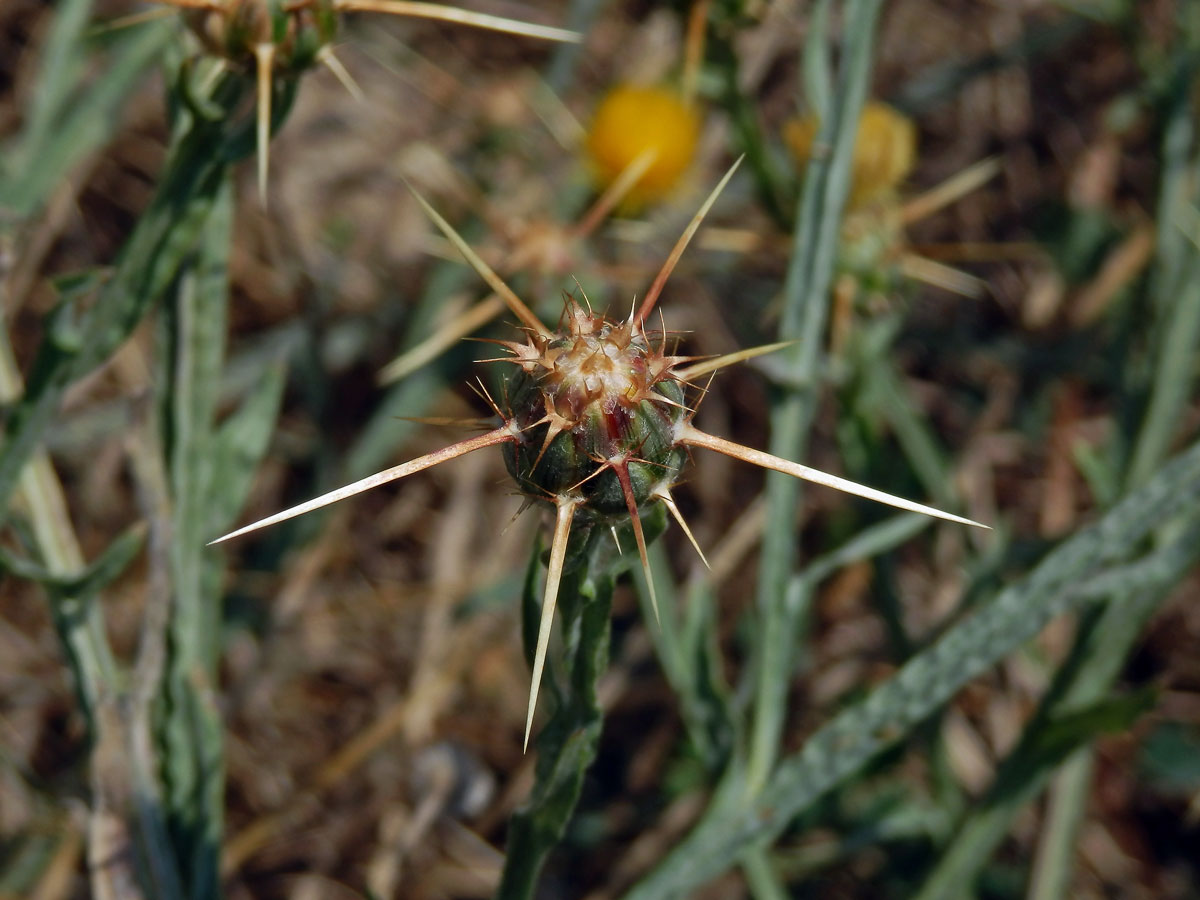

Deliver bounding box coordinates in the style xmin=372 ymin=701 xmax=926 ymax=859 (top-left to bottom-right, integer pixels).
xmin=586 ymin=84 xmax=701 ymax=207
xmin=785 ymin=100 xmax=917 ymax=209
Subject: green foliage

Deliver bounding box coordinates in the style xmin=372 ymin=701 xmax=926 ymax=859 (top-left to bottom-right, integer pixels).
xmin=1 ymin=19 xmax=287 ymax=898
xmin=155 ymin=180 xmax=234 ymax=899
xmin=750 ymin=0 xmax=884 ymax=799
xmin=1140 ymin=723 xmax=1200 ymax=792
xmin=628 ymin=439 xmax=1200 ymax=898
xmin=0 ymin=69 xmax=252 ymax=517
xmin=0 ymin=0 xmax=172 ymax=218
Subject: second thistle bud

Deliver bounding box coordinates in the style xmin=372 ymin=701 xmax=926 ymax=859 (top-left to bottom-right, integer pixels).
xmin=501 ymin=302 xmax=687 ymax=517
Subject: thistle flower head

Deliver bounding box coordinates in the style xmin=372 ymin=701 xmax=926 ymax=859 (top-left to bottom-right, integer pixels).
xmin=785 ymin=102 xmax=1003 ymax=324
xmin=785 ymin=100 xmax=917 ymax=209
xmin=498 ymin=300 xmax=687 ymax=516
xmin=586 ymin=84 xmax=701 ymax=207
xmin=211 ymin=158 xmax=987 ymax=753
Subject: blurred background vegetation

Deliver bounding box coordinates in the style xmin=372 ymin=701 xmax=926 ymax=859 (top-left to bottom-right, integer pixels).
xmin=2 ymin=0 xmax=1199 ymax=898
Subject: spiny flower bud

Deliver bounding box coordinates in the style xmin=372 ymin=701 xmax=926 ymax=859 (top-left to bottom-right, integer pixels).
xmin=500 ymin=304 xmax=687 ymax=517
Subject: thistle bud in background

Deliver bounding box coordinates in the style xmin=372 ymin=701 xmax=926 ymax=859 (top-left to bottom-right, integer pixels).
xmin=155 ymin=0 xmax=578 ymax=202
xmin=785 ymin=100 xmax=1001 ymax=339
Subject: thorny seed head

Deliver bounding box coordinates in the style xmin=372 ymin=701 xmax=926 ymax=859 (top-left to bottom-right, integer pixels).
xmin=211 ymin=158 xmax=988 ymax=753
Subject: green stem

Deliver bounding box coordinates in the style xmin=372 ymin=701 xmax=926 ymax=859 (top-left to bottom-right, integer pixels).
xmin=640 ymin=546 xmax=735 ymax=769
xmin=501 ymin=507 xmax=668 ymax=896
xmin=960 ymin=53 xmax=1200 ymax=900
xmin=1026 ymin=750 xmax=1094 ymax=900
xmin=870 ymin=358 xmax=953 ymax=505
xmin=910 ymin=572 xmax=1183 ymax=900
xmin=498 ymin=555 xmax=614 ymax=899
xmin=0 ymin=322 xmax=116 ymax=723
xmin=1126 ymin=257 xmax=1200 ymax=487
xmin=741 ymin=845 xmax=790 ymax=900
xmin=746 ymin=0 xmax=883 ymax=797
xmin=1125 ymin=52 xmax=1200 ymax=488
xmin=626 ymin=438 xmax=1200 ymax=899
xmin=154 ymin=177 xmax=235 ymax=900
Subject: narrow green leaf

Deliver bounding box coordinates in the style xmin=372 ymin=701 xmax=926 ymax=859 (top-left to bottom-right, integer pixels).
xmin=1030 ymin=689 xmax=1157 ymax=764
xmin=5 ymin=0 xmax=93 ymax=179
xmin=1139 ymin=722 xmax=1200 ymax=792
xmin=794 ymin=513 xmax=929 ymax=590
xmin=869 ymin=360 xmax=953 ymax=505
xmin=0 ymin=524 xmax=144 ymax=597
xmin=207 ymin=363 xmax=288 ymax=536
xmin=680 ymin=579 xmax=738 ymax=767
xmin=914 ymin=509 xmax=1200 ymax=900
xmin=800 ymin=0 xmax=833 ymax=122
xmin=154 ymin=177 xmax=234 ymax=900
xmin=640 ymin=540 xmax=735 ymax=769
xmin=1126 ymin=52 xmax=1200 ymax=488
xmin=1 ymin=19 xmax=174 ymax=216
xmin=1026 ymin=752 xmax=1094 ymax=900
xmin=741 ymin=845 xmax=790 ymax=900
xmin=500 ymin=526 xmax=618 ymax=899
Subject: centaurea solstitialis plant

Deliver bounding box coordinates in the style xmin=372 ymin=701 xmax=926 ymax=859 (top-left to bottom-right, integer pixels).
xmin=213 ymin=158 xmax=987 ymax=754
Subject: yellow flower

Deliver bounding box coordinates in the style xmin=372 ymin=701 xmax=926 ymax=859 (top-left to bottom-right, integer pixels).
xmin=586 ymin=84 xmax=701 ymax=207
xmin=785 ymin=100 xmax=916 ymax=209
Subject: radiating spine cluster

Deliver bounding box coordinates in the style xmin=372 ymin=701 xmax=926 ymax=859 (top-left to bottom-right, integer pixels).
xmin=212 ymin=159 xmax=986 ymax=751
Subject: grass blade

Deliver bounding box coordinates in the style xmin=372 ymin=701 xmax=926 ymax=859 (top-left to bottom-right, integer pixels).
xmin=155 ymin=177 xmax=234 ymax=899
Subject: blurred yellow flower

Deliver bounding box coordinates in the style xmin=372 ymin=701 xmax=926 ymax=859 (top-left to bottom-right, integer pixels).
xmin=785 ymin=100 xmax=916 ymax=209
xmin=586 ymin=84 xmax=701 ymax=207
